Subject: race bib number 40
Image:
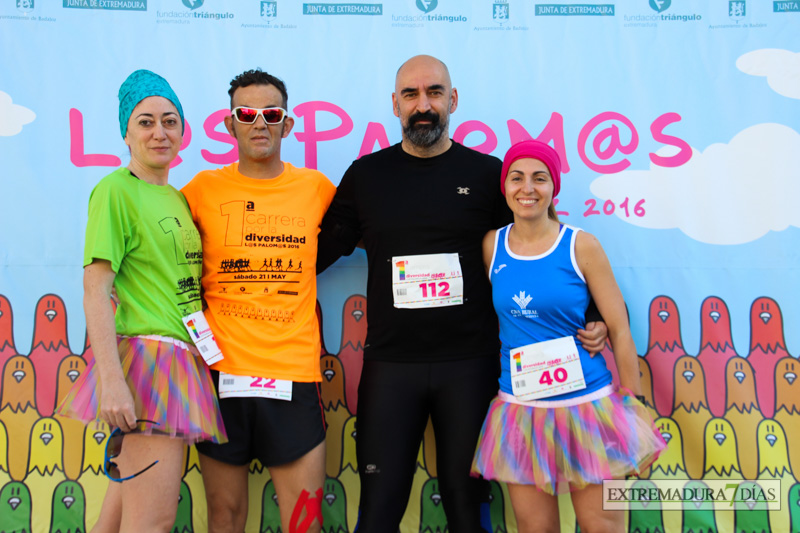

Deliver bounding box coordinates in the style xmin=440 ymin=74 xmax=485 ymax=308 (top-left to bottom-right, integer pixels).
xmin=392 ymin=253 xmax=463 ymax=309
xmin=510 ymin=336 xmax=586 ymax=401
xmin=218 ymin=372 xmax=293 ymax=401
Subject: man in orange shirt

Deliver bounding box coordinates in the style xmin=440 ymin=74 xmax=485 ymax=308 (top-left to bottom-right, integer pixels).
xmin=182 ymin=69 xmax=335 ymax=533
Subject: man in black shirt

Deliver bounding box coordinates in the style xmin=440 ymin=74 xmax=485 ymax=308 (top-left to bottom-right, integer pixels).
xmin=318 ymin=55 xmax=606 ymax=532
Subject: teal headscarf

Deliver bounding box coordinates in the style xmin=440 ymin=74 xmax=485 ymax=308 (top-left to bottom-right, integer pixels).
xmin=118 ymin=69 xmax=185 ymax=138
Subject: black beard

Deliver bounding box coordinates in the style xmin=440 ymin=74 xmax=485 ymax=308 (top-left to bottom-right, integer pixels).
xmin=403 ymin=111 xmax=447 ymax=148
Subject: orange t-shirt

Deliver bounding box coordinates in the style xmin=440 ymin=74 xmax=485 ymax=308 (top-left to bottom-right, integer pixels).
xmin=182 ymin=162 xmax=336 ymax=382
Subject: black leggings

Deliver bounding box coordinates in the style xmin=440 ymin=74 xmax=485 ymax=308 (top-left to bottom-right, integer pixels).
xmin=354 ymin=357 xmax=500 ymax=533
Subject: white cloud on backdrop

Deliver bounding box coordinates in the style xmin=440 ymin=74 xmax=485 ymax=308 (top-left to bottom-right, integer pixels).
xmin=0 ymin=91 xmax=35 ymax=136
xmin=589 ymin=123 xmax=800 ymax=245
xmin=737 ymin=48 xmax=800 ymax=100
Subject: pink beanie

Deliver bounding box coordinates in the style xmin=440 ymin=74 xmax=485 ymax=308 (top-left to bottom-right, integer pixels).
xmin=501 ymin=140 xmax=562 ymax=198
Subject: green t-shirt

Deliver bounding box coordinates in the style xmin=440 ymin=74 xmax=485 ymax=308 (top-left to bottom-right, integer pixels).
xmin=84 ymin=168 xmax=202 ymax=341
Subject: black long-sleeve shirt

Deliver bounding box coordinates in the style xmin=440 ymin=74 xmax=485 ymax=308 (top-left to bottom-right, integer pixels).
xmin=317 ymin=141 xmax=603 ymax=362
xmin=318 ymin=142 xmax=510 ymax=362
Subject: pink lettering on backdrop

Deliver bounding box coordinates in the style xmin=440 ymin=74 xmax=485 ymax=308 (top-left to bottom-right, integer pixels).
xmin=169 ymin=120 xmax=192 ymax=168
xmin=69 ymin=108 xmax=121 ymax=167
xmin=649 ymin=112 xmax=692 ymax=167
xmin=358 ymin=122 xmax=391 ymax=158
xmin=201 ymin=109 xmax=238 ymax=165
xmin=453 ymin=120 xmax=497 ymax=154
xmin=578 ymin=112 xmax=639 ymax=174
xmin=68 ymin=103 xmax=691 ymax=176
xmin=293 ymin=101 xmax=354 ymax=169
xmin=508 ymin=113 xmax=571 ymax=172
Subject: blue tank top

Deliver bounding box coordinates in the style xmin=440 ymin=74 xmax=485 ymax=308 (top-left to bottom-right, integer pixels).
xmin=490 ymin=224 xmax=612 ymax=400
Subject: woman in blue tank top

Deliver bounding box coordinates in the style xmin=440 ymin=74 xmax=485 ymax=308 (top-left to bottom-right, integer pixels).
xmin=471 ymin=140 xmax=665 ymax=533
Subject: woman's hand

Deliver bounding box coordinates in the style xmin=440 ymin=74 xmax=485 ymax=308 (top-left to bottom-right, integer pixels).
xmin=100 ymin=374 xmax=137 ymax=432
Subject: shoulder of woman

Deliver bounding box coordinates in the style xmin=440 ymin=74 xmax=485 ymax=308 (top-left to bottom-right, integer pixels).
xmin=574 ymin=230 xmax=606 ymax=262
xmin=89 ymin=168 xmax=131 ymax=201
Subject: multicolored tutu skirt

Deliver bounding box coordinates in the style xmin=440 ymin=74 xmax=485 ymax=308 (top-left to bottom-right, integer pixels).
xmin=471 ymin=387 xmax=665 ymax=495
xmin=56 ymin=335 xmax=227 ymax=445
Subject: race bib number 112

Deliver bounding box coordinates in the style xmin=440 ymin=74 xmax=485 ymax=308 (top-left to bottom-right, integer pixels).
xmin=392 ymin=253 xmax=464 ymax=309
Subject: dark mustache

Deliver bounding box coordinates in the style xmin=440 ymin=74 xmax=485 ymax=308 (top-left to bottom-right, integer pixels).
xmin=409 ymin=111 xmax=439 ymax=127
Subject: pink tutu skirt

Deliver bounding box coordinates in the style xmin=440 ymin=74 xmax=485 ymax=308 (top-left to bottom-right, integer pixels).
xmin=56 ymin=335 xmax=227 ymax=444
xmin=471 ymin=388 xmax=665 ymax=495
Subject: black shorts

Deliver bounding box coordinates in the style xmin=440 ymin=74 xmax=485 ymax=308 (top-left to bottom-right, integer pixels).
xmin=196 ymin=369 xmax=326 ymax=467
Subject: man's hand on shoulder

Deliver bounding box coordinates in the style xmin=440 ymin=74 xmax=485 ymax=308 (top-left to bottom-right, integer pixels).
xmin=577 ymin=321 xmax=608 ymax=356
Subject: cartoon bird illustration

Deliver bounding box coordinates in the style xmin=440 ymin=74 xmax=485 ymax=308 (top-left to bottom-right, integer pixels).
xmin=171 ymin=480 xmax=193 ymax=533
xmin=76 ymin=419 xmax=109 ymax=531
xmin=419 ymin=477 xmax=448 ymax=533
xmin=321 ymin=477 xmax=348 ymax=533
xmin=628 ymin=479 xmax=664 ymax=533
xmin=49 ymin=416 xmax=85 ymax=483
xmin=756 ymin=419 xmax=793 ymax=533
xmin=53 ymin=355 xmax=88 ymax=480
xmin=747 ymin=297 xmax=789 ymax=419
xmin=327 ymin=404 xmax=351 ymax=479
xmin=0 ymin=481 xmax=32 ymax=533
xmin=788 ymin=482 xmax=800 ymax=533
xmin=260 ymin=479 xmax=281 ymax=533
xmin=28 ymin=294 xmax=74 ymax=417
xmin=702 ymin=417 xmax=741 ymax=533
xmin=247 ymin=459 xmax=272 ymax=533
xmin=680 ymin=480 xmax=718 ymax=533
xmin=182 ymin=445 xmax=205 ymax=533
xmin=733 ymin=480 xmax=771 ymax=533
xmin=696 ymin=296 xmax=739 ymax=417
xmin=26 ymin=416 xmax=67 ymax=533
xmin=401 ymin=463 xmax=437 ymax=533
xmin=0 ymin=295 xmax=19 ymax=404
xmin=644 ymin=296 xmax=687 ymax=417
xmin=703 ymin=418 xmax=742 ymax=480
xmin=0 ymin=354 xmax=39 ymax=481
xmin=670 ymin=356 xmax=712 ymax=480
xmin=638 ymin=356 xmax=657 ymax=417
xmin=49 ymin=479 xmax=85 ymax=533
xmin=649 ymin=417 xmax=687 ymax=481
xmin=723 ymin=356 xmax=762 ymax=481
xmin=648 ymin=417 xmax=686 ymax=533
xmin=320 ymin=354 xmax=347 ymax=415
xmin=486 ymin=481 xmax=507 ymax=533
xmin=336 ymin=295 xmax=367 ymax=414
xmin=423 ymin=416 xmax=437 ymax=477
xmin=773 ymin=356 xmax=800 ymax=477
xmin=338 ymin=415 xmax=359 ymax=531
xmin=54 ymin=356 xmax=86 ymax=409
xmin=0 ymin=420 xmax=10 ymax=489
xmin=321 ymin=353 xmax=350 ymax=478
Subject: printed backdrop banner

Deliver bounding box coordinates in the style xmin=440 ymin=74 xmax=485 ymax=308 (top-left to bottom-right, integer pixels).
xmin=1 ymin=1 xmax=799 ymax=532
